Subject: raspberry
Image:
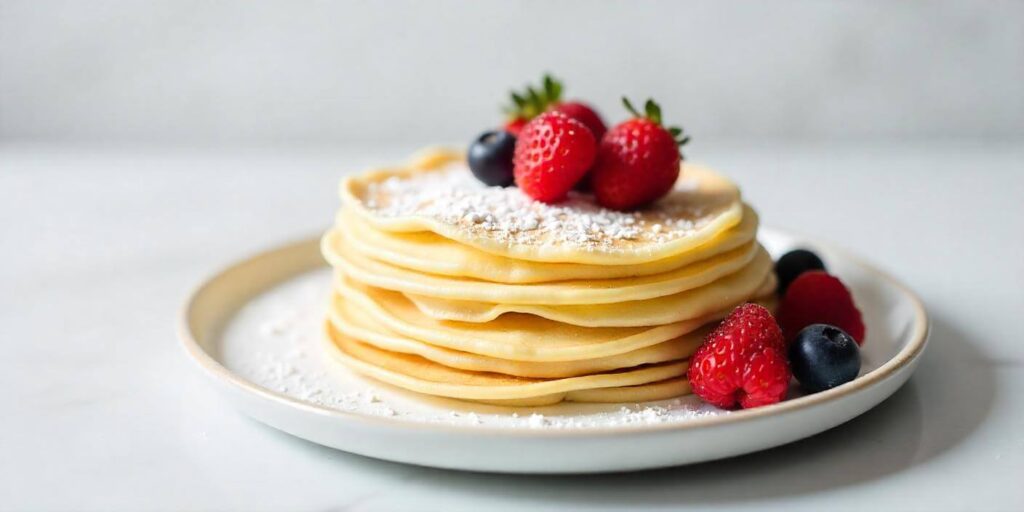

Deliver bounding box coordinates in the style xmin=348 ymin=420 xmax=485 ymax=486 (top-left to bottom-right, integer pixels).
xmin=739 ymin=346 xmax=791 ymax=408
xmin=777 ymin=271 xmax=866 ymax=344
xmin=687 ymin=303 xmax=791 ymax=409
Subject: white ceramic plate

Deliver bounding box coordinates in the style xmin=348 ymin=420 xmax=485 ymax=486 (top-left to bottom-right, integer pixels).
xmin=179 ymin=229 xmax=928 ymax=474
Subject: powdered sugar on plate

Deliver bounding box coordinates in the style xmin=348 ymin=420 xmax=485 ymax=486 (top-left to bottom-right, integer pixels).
xmin=356 ymin=163 xmax=735 ymax=252
xmin=217 ymin=268 xmax=727 ymax=430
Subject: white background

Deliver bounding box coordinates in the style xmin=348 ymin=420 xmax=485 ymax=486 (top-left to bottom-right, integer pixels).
xmin=2 ymin=0 xmax=1023 ymax=146
xmin=2 ymin=1 xmax=1023 ymax=511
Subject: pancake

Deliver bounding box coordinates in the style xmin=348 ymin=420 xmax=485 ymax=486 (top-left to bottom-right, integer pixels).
xmin=335 ymin=204 xmax=760 ymax=284
xmin=402 ymin=250 xmax=776 ymax=327
xmin=319 ymin=147 xmax=775 ymax=406
xmin=332 ymin=275 xmax=716 ymax=362
xmin=323 ymin=228 xmax=763 ymax=305
xmin=329 ymin=292 xmax=708 ymax=378
xmin=325 ymin=323 xmax=691 ymax=405
xmin=340 ymin=148 xmax=744 ymax=265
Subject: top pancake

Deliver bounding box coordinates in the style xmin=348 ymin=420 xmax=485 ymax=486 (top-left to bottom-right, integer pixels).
xmin=335 ymin=204 xmax=759 ymax=284
xmin=341 ymin=148 xmax=744 ymax=265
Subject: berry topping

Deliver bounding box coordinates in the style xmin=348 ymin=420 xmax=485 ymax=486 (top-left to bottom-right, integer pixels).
xmin=550 ymin=101 xmax=607 ymax=141
xmin=788 ymin=324 xmax=861 ymax=393
xmin=504 ymin=118 xmax=528 ymax=136
xmin=738 ymin=345 xmax=792 ymax=409
xmin=467 ymin=130 xmax=517 ymax=187
xmin=591 ymin=98 xmax=690 ymax=211
xmin=687 ymin=303 xmax=791 ymax=409
xmin=775 ymin=249 xmax=826 ymax=295
xmin=777 ymin=271 xmax=866 ymax=344
xmin=503 ymin=74 xmax=606 ymax=139
xmin=512 ymin=111 xmax=597 ymax=202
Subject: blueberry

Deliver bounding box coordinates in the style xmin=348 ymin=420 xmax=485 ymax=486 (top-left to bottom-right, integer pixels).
xmin=467 ymin=130 xmax=516 ymax=187
xmin=775 ymin=249 xmax=826 ymax=295
xmin=788 ymin=324 xmax=861 ymax=393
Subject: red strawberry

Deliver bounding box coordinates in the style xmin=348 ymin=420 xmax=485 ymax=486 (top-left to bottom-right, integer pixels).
xmin=504 ymin=117 xmax=527 ymax=136
xmin=687 ymin=303 xmax=791 ymax=409
xmin=503 ymin=74 xmax=606 ymax=139
xmin=777 ymin=271 xmax=866 ymax=344
xmin=551 ymin=101 xmax=607 ymax=140
xmin=591 ymin=98 xmax=690 ymax=211
xmin=513 ymin=112 xmax=596 ymax=202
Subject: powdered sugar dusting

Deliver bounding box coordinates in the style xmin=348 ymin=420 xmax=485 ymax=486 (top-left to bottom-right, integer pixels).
xmin=358 ymin=163 xmax=735 ymax=252
xmin=218 ymin=268 xmax=728 ymax=430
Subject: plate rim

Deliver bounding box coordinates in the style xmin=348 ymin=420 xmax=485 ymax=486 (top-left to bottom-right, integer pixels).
xmin=177 ymin=228 xmax=929 ymax=437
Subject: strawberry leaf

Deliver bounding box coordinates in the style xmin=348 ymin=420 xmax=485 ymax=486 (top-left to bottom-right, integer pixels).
xmin=622 ymin=97 xmax=641 ymax=118
xmin=504 ymin=74 xmax=566 ymax=122
xmin=644 ymin=99 xmax=662 ymax=125
xmin=622 ymin=97 xmax=690 ymax=147
xmin=542 ymin=74 xmax=563 ymax=104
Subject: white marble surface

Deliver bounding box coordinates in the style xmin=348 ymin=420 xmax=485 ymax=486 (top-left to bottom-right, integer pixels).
xmin=1 ymin=142 xmax=1022 ymax=511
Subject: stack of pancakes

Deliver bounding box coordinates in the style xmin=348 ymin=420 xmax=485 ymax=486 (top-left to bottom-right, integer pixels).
xmin=321 ymin=149 xmax=776 ymax=406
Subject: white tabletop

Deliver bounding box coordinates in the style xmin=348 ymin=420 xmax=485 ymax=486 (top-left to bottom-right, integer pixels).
xmin=2 ymin=142 xmax=1022 ymax=511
